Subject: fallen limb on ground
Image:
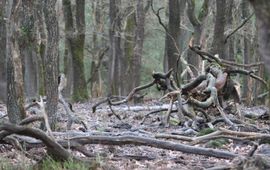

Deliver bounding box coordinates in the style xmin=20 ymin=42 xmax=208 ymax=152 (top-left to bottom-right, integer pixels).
xmin=94 ymin=103 xmax=177 ymax=113
xmin=0 ymin=123 xmax=238 ymax=160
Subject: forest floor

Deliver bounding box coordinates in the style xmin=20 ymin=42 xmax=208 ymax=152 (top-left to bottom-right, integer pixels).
xmin=0 ymin=99 xmax=268 ymax=170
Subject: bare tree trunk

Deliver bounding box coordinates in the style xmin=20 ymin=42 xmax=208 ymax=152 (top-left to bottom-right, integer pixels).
xmin=43 ymin=0 xmax=59 ymax=130
xmin=62 ymin=0 xmax=74 ymax=99
xmin=108 ymin=0 xmax=122 ymax=95
xmin=225 ymin=0 xmax=235 ymax=61
xmin=19 ymin=1 xmax=38 ymax=99
xmin=249 ymin=0 xmax=270 ymax=106
xmin=73 ymin=0 xmax=88 ymax=101
xmin=35 ymin=0 xmax=47 ymax=97
xmin=242 ymin=0 xmax=252 ymax=104
xmin=90 ymin=0 xmax=106 ymax=97
xmin=0 ymin=0 xmax=7 ymax=103
xmin=212 ymin=0 xmax=226 ymax=59
xmin=123 ymin=10 xmax=135 ymax=95
xmin=249 ymin=0 xmax=270 ymax=72
xmin=62 ymin=0 xmax=88 ymax=101
xmin=164 ymin=0 xmax=181 ymax=74
xmin=187 ymin=0 xmax=209 ymax=75
xmin=131 ymin=0 xmax=145 ymax=91
xmin=7 ymin=0 xmax=26 ymax=124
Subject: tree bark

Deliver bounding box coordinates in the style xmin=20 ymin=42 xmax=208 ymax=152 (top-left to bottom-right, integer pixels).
xmin=0 ymin=0 xmax=7 ymax=103
xmin=187 ymin=0 xmax=209 ymax=75
xmin=242 ymin=0 xmax=252 ymax=104
xmin=90 ymin=0 xmax=106 ymax=97
xmin=249 ymin=0 xmax=270 ymax=106
xmin=7 ymin=0 xmax=26 ymax=124
xmin=123 ymin=10 xmax=135 ymax=95
xmin=164 ymin=0 xmax=181 ymax=74
xmin=108 ymin=0 xmax=122 ymax=95
xmin=43 ymin=0 xmax=59 ymax=130
xmin=225 ymin=0 xmax=235 ymax=61
xmin=212 ymin=0 xmax=226 ymax=59
xmin=249 ymin=0 xmax=270 ymax=71
xmin=131 ymin=0 xmax=146 ymax=92
xmin=35 ymin=0 xmax=47 ymax=97
xmin=19 ymin=0 xmax=38 ymax=99
xmin=62 ymin=0 xmax=88 ymax=101
xmin=73 ymin=0 xmax=88 ymax=101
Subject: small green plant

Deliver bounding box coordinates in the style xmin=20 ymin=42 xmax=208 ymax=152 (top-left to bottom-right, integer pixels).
xmin=40 ymin=157 xmax=94 ymax=170
xmin=0 ymin=159 xmax=13 ymax=170
xmin=0 ymin=156 xmax=32 ymax=170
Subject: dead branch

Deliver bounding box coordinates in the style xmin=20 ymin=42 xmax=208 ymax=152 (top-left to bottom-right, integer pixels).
xmin=0 ymin=123 xmax=72 ymax=161
xmin=140 ymin=108 xmax=177 ymax=124
xmin=37 ymin=96 xmax=54 ymax=138
xmin=19 ymin=115 xmax=44 ymax=125
xmin=108 ymin=80 xmax=156 ymax=106
xmin=224 ymin=12 xmax=254 ymax=43
xmin=86 ymin=46 xmax=109 ymax=85
xmin=189 ymin=44 xmax=268 ymax=87
xmin=108 ymin=103 xmax=122 ymax=121
xmin=58 ymin=74 xmax=87 ymax=130
xmin=155 ymin=130 xmax=244 ymax=144
xmin=150 ymin=0 xmax=168 ymax=33
xmin=7 ymin=128 xmax=239 ymax=160
xmin=165 ymin=98 xmax=174 ymax=126
xmin=94 ymin=104 xmax=178 ymax=113
xmin=62 ymin=135 xmax=237 ymax=159
xmin=181 ymin=74 xmax=207 ymax=94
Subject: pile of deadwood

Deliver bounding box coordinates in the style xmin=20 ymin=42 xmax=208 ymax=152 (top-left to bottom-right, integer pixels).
xmin=0 ymin=44 xmax=270 ymax=169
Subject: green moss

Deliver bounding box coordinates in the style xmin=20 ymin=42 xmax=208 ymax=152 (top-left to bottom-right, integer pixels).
xmin=169 ymin=117 xmax=180 ymax=125
xmin=72 ymin=88 xmax=88 ymax=102
xmin=259 ymin=138 xmax=270 ymax=145
xmin=197 ymin=128 xmax=216 ymax=136
xmin=206 ymin=139 xmax=229 ymax=148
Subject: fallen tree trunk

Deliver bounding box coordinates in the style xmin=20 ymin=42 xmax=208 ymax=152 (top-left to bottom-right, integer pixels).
xmin=63 ymin=135 xmax=238 ymax=159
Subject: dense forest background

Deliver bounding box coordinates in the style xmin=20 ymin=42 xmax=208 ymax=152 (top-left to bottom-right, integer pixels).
xmin=0 ymin=0 xmax=268 ymax=103
xmin=1 ymin=0 xmax=270 ymax=169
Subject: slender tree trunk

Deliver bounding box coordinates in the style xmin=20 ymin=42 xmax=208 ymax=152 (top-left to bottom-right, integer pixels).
xmin=164 ymin=0 xmax=181 ymax=74
xmin=90 ymin=0 xmax=106 ymax=97
xmin=108 ymin=0 xmax=121 ymax=95
xmin=131 ymin=0 xmax=145 ymax=91
xmin=242 ymin=0 xmax=252 ymax=104
xmin=43 ymin=0 xmax=59 ymax=129
xmin=62 ymin=0 xmax=74 ymax=99
xmin=0 ymin=0 xmax=7 ymax=103
xmin=7 ymin=0 xmax=26 ymax=124
xmin=212 ymin=0 xmax=226 ymax=59
xmin=123 ymin=11 xmax=135 ymax=95
xmin=225 ymin=0 xmax=235 ymax=61
xmin=187 ymin=0 xmax=209 ymax=75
